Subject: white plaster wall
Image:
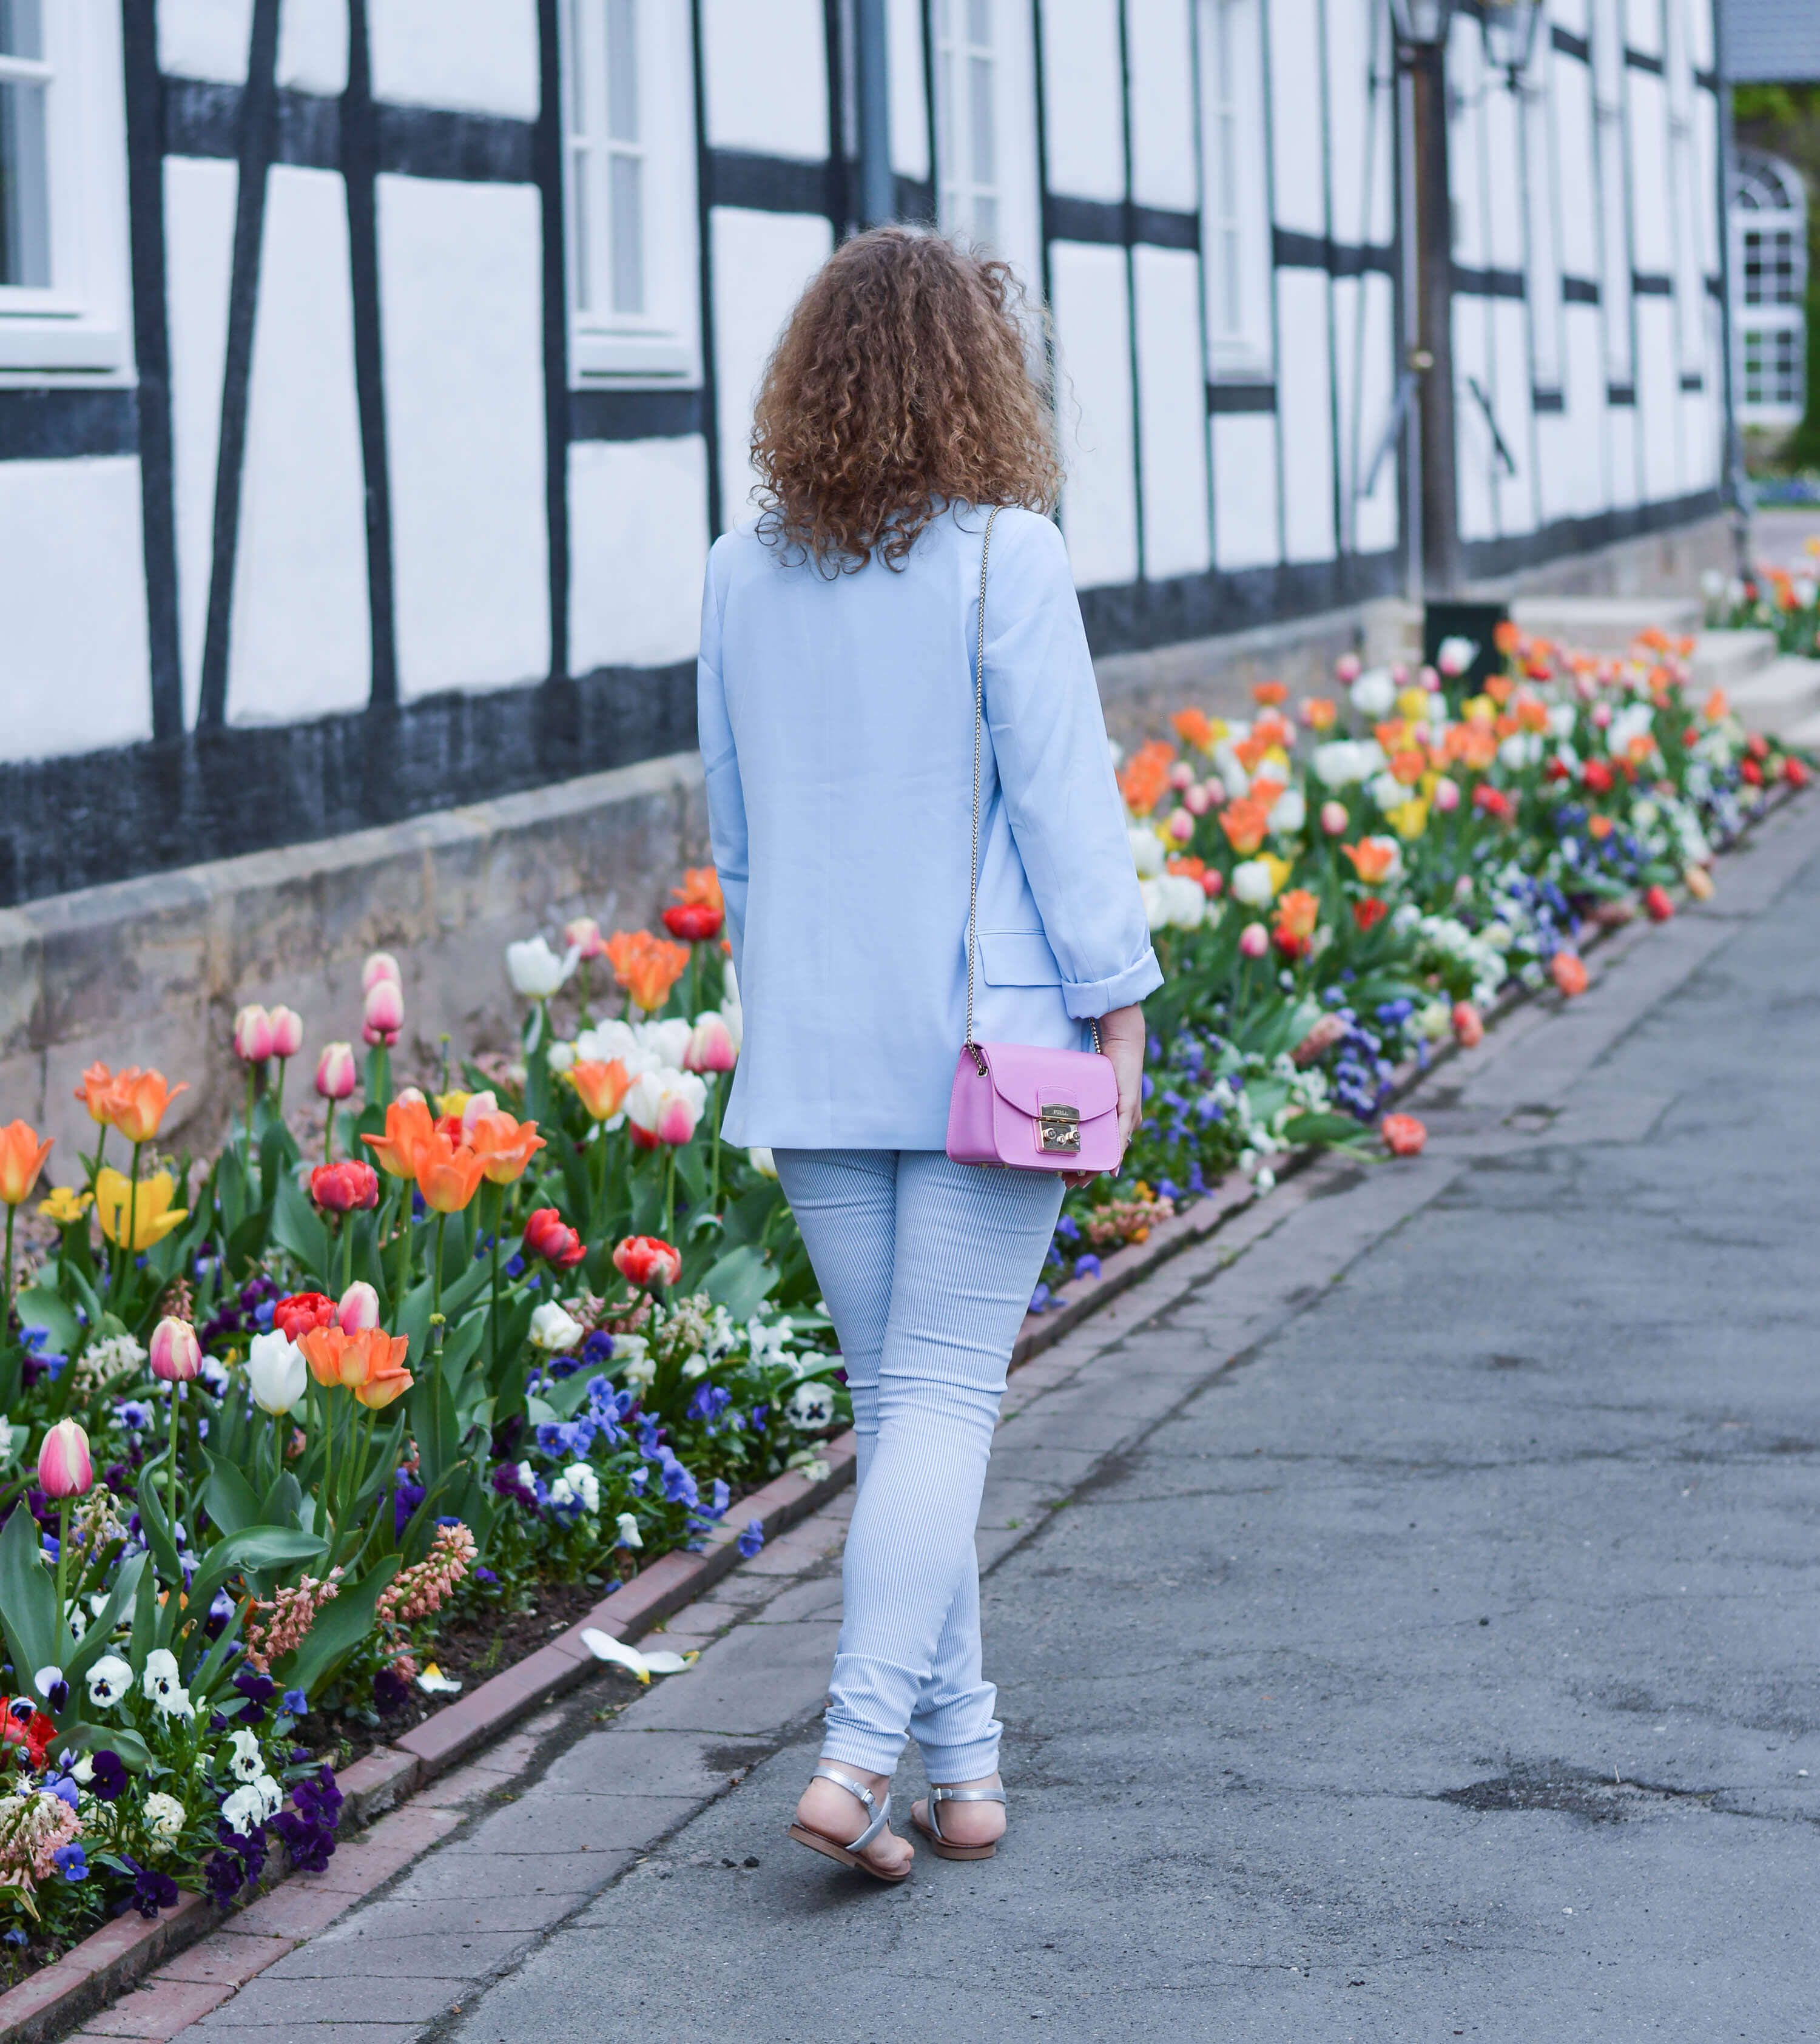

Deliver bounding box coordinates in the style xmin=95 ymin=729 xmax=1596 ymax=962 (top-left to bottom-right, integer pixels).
xmin=1551 ymin=51 xmax=1599 ymax=283
xmin=277 ymin=0 xmax=349 ymax=96
xmin=368 ymin=0 xmax=539 ymax=119
xmin=1210 ymin=411 xmax=1280 ymax=570
xmin=1634 ymin=297 xmax=1679 ymax=503
xmin=1126 ymin=0 xmax=1198 ymax=212
xmin=157 ymin=0 xmax=251 ymax=82
xmin=1684 ymin=0 xmax=1713 ymax=72
xmin=886 ymin=0 xmax=928 ymax=180
xmin=1626 ymin=72 xmax=1672 ymax=275
xmin=1323 ymin=0 xmax=1394 ymax=251
xmin=1533 ymin=411 xmax=1571 ymax=527
xmin=1275 ymin=268 xmax=1335 ymax=562
xmin=228 ymin=166 xmax=369 ymax=725
xmin=1267 ymin=0 xmax=1325 ymax=235
xmin=1133 ymin=246 xmax=1211 ymax=580
xmin=0 ymin=459 xmax=150 ymax=761
xmin=703 ymin=0 xmax=828 ymax=160
xmin=1561 ymin=305 xmax=1607 ymax=518
xmin=1624 ymin=0 xmax=1660 ymax=53
xmin=1452 ymin=295 xmax=1495 ymax=543
xmin=163 ymin=153 xmax=238 ymax=729
xmin=1332 ymin=270 xmax=1398 ymax=555
xmin=1605 ymin=406 xmax=1639 ymax=513
xmin=980 ymin=0 xmax=1046 ymax=292
xmin=1491 ymin=297 xmax=1535 ymax=537
xmin=1481 ymin=81 xmax=1524 ymax=274
xmin=568 ymin=438 xmax=710 ymax=671
xmin=377 ymin=175 xmax=550 ymax=698
xmin=709 ymin=208 xmax=834 ymax=522
xmin=1039 ymin=0 xmax=1124 ymax=201
xmin=1450 ymin=42 xmax=1488 ymax=274
xmin=1050 ymin=241 xmax=1138 ymax=589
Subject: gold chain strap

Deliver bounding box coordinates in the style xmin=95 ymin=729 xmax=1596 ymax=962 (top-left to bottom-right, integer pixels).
xmin=963 ymin=507 xmax=1100 ymax=1070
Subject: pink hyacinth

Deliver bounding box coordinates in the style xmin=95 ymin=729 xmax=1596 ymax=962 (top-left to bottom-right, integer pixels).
xmin=149 ymin=1316 xmax=201 ymax=1383
xmin=233 ymin=1003 xmax=274 ymax=1064
xmin=36 ymin=1418 xmax=92 ymax=1499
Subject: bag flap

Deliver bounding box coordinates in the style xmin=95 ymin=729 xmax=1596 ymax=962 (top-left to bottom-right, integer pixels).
xmin=977 ymin=930 xmax=1063 ymax=987
xmin=977 ymin=1041 xmax=1117 ymax=1120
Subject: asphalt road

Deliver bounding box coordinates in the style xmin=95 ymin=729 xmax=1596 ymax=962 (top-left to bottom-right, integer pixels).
xmin=436 ymin=801 xmax=1820 ymax=2044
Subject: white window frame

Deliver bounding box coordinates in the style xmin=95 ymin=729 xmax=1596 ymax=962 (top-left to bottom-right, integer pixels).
xmin=1732 ymin=150 xmax=1806 ymax=427
xmin=0 ymin=0 xmax=131 ymax=380
xmin=559 ymin=0 xmax=698 ymax=385
xmin=1196 ymin=0 xmax=1274 ymax=385
xmin=934 ymin=0 xmax=1000 ymax=251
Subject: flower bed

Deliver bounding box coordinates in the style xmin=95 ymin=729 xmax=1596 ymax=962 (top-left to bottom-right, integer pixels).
xmin=0 ymin=612 xmax=1804 ymax=1973
xmin=1705 ymin=530 xmax=1820 ymax=655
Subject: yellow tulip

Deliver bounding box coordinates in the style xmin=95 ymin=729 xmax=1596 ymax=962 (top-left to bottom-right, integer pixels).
xmin=38 ymin=1186 xmax=92 ymax=1227
xmin=94 ymin=1166 xmax=188 ymax=1249
xmin=1386 ymin=796 xmax=1431 ymax=842
xmin=435 ymin=1090 xmax=471 ymax=1121
xmin=1258 ymin=852 xmax=1294 ymax=898
xmin=1396 ymin=687 xmax=1431 ymax=723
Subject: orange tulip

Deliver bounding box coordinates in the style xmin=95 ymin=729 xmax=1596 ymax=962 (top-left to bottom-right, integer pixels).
xmin=467 ymin=1109 xmax=546 ymax=1186
xmin=673 ymin=866 xmax=724 ymax=914
xmin=362 ymin=1093 xmax=436 ymax=1179
xmin=0 ymin=1122 xmax=53 ymax=1207
xmin=298 ymin=1324 xmax=414 ymax=1408
xmin=1301 ymin=697 xmax=1338 ymax=732
xmin=604 ymin=930 xmax=690 ymax=1015
xmin=1217 ymin=798 xmax=1272 ymax=857
xmin=1251 ymin=680 xmax=1288 ymax=707
xmin=105 ymin=1069 xmax=187 ymax=1144
xmin=1117 ymin=740 xmax=1175 ymax=817
xmin=1550 ymin=952 xmax=1589 ymax=998
xmin=566 ymin=1058 xmax=632 ymax=1122
xmin=1171 ymin=707 xmax=1215 ymax=750
xmin=1272 ymin=889 xmax=1320 ymax=959
xmin=73 ymin=1062 xmax=121 ymax=1124
xmin=411 ymin=1128 xmax=487 ymax=1213
xmin=1341 ymin=837 xmax=1400 ymax=885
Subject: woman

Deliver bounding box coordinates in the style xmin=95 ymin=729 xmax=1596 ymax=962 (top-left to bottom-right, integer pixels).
xmin=696 ymin=228 xmax=1159 ymax=1880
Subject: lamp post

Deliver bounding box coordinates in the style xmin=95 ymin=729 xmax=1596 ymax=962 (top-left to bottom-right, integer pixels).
xmin=1480 ymin=0 xmax=1543 ymax=86
xmin=1389 ymin=0 xmax=1460 ymax=597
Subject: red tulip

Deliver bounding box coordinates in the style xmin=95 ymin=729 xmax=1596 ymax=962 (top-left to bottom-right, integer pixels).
xmin=661 ymin=900 xmax=724 ymax=943
xmin=613 ymin=1235 xmax=681 ymax=1290
xmin=1451 ymin=1000 xmax=1484 ymax=1048
xmin=524 ymin=1207 xmax=586 ymax=1269
xmin=272 ymin=1291 xmax=337 ymax=1343
xmin=1642 ymin=885 xmax=1675 ymax=923
xmin=149 ymin=1317 xmax=201 ymax=1383
xmin=1380 ymin=1113 xmax=1427 ymax=1158
xmin=309 ymin=1160 xmax=380 ymax=1213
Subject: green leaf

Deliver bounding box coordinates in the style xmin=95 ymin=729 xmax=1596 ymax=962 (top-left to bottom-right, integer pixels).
xmin=1282 ymin=1110 xmax=1380 ymax=1150
xmin=57 ymin=1722 xmax=152 ymax=1772
xmin=408 ymin=1367 xmax=461 ymax=1494
xmin=61 ymin=1551 xmax=147 ymax=1694
xmin=201 ymin=1455 xmax=264 ymax=1539
xmin=212 ymin=1526 xmax=328 ymax=1573
xmin=0 ymin=1501 xmax=59 ymax=1685
xmin=12 ymin=1287 xmax=81 ymax=1360
xmin=701 ymin=1245 xmax=777 ymax=1321
xmin=269 ymin=1172 xmax=329 ymax=1280
xmin=135 ymin=1472 xmax=184 ymax=1586
xmin=260 ymin=1471 xmax=304 ymax=1528
xmin=278 ymin=1555 xmax=400 ymax=1700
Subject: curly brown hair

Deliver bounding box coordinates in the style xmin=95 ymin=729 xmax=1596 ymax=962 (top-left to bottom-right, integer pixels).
xmin=750 ymin=227 xmax=1062 ymax=572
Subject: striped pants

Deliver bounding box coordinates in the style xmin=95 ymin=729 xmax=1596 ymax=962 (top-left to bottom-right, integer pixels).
xmin=774 ymin=1149 xmax=1063 ymax=1782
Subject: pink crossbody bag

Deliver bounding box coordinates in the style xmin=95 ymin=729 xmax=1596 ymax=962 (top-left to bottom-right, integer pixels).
xmin=944 ymin=507 xmax=1124 ymax=1175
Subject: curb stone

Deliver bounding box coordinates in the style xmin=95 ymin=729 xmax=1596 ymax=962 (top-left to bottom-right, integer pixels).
xmin=5 ymin=783 xmax=1807 ymax=2044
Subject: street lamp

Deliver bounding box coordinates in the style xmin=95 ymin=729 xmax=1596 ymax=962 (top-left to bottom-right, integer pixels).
xmin=1480 ymin=0 xmax=1544 ymax=84
xmin=1387 ymin=0 xmax=1461 ymax=596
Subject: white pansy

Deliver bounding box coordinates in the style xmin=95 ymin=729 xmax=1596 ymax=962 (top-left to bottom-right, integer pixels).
xmin=71 ymin=1755 xmax=94 ymax=1786
xmin=141 ymin=1648 xmax=192 ymax=1716
xmin=220 ymin=1784 xmax=265 ymax=1837
xmin=506 ymin=936 xmax=579 ymax=999
xmin=529 ymin=1302 xmax=585 ymax=1353
xmin=619 ymin=1348 xmax=658 ymax=1391
xmin=1230 ymin=860 xmax=1276 ymax=908
xmin=1310 ymin=739 xmax=1384 ymax=788
xmin=1266 ymin=787 xmax=1305 ymax=835
xmin=226 ymin=1727 xmax=264 ymax=1782
xmin=549 ymin=1462 xmax=601 ymax=1514
xmin=615 ymin=1511 xmax=644 ymax=1550
xmin=144 ymin=1792 xmax=187 ymax=1849
xmin=0 ymin=1418 xmax=15 ymax=1462
xmin=1349 ymin=667 xmax=1398 ymax=717
xmin=748 ymin=1145 xmax=778 ymax=1179
xmin=785 ymin=1381 xmax=837 ymax=1431
xmin=680 ymin=1354 xmax=709 ymax=1380
xmin=1128 ymin=826 xmax=1165 ymax=877
xmin=246 ymin=1330 xmax=306 ymax=1416
xmin=32 ymin=1665 xmax=62 ymax=1700
xmin=747 ymin=1317 xmax=796 ymax=1368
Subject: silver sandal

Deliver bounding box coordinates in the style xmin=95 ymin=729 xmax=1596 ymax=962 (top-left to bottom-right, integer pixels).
xmin=786 ymin=1764 xmax=911 ymax=1883
xmin=911 ymin=1781 xmax=1006 ymax=1861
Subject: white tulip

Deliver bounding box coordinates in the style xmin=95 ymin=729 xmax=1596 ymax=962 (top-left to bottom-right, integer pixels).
xmin=547 ymin=1041 xmax=576 ymax=1074
xmin=640 ymin=1017 xmax=694 ymax=1069
xmin=506 ymin=936 xmax=579 ymax=999
xmin=246 ymin=1331 xmax=305 ymax=1416
xmin=1311 ymin=739 xmax=1384 ymax=788
xmin=529 ymin=1302 xmax=584 ymax=1352
xmin=1128 ymin=826 xmax=1165 ymax=878
xmin=1435 ymin=636 xmax=1478 ymax=677
xmin=1141 ymin=878 xmax=1169 ymax=931
xmin=1266 ymin=788 xmax=1306 ymax=835
xmin=720 ymin=959 xmax=744 ymax=1051
xmin=1350 ymin=668 xmax=1398 ymax=717
xmin=1230 ymin=860 xmax=1276 ymax=908
xmin=748 ymin=1146 xmax=778 ymax=1179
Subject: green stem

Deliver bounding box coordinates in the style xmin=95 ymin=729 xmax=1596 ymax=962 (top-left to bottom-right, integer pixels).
xmin=709 ymin=1076 xmax=723 ymax=1215
xmin=323 ymin=1099 xmax=336 ymax=1167
xmin=321 ymin=1386 xmax=337 ymax=1539
xmin=244 ymin=1066 xmax=256 ymax=1156
xmin=274 ymin=1058 xmax=286 ymax=1116
xmin=86 ymin=1125 xmax=108 ymax=1195
xmin=165 ymin=1380 xmax=180 ymax=1540
xmin=430 ymin=1210 xmax=448 ymax=1326
xmin=110 ymin=1143 xmax=144 ymax=1308
xmin=663 ymin=1148 xmax=676 ymax=1243
xmin=487 ymin=1184 xmax=504 ymax=1377
xmin=54 ymin=1499 xmax=69 ymax=1636
xmin=393 ymin=1186 xmax=411 ymax=1310
xmin=340 ymin=1211 xmax=353 ymax=1298
xmin=1 ymin=1202 xmax=13 ymax=1363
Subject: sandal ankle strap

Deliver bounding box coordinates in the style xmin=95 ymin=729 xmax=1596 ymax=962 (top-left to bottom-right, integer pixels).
xmin=812 ymin=1764 xmax=891 ymax=1856
xmin=926 ymin=1782 xmax=1005 ymax=1843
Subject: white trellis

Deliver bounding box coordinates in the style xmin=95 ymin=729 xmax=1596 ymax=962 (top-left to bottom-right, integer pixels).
xmin=1731 ymin=147 xmax=1808 ymax=429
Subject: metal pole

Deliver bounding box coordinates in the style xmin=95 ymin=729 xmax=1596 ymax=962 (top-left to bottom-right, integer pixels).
xmin=1711 ymin=0 xmax=1751 ymax=581
xmin=1397 ymin=50 xmax=1424 ymax=609
xmin=1410 ymin=39 xmax=1460 ymax=596
xmin=856 ymin=0 xmax=895 ymax=228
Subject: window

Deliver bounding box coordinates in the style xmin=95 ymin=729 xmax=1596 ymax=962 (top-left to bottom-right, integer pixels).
xmin=1731 ymin=151 xmax=1806 ymax=425
xmin=0 ymin=0 xmax=130 ymax=375
xmin=561 ymin=0 xmax=696 ymax=382
xmin=935 ymin=0 xmax=999 ymax=249
xmin=1197 ymin=0 xmax=1273 ymax=382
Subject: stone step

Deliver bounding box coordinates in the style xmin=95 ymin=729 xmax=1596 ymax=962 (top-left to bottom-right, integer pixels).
xmin=1728 ymin=656 xmax=1820 ymax=740
xmin=1782 ymin=706 xmax=1820 ymax=750
xmin=1690 ymin=628 xmax=1782 ymax=689
xmin=1508 ymin=594 xmax=1704 ymax=650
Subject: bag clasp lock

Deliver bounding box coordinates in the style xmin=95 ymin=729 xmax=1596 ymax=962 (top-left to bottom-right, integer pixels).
xmin=1037 ymin=1102 xmax=1081 ymax=1153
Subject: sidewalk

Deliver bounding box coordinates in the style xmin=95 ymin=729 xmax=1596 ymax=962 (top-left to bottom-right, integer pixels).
xmin=131 ymin=794 xmax=1820 ymax=2044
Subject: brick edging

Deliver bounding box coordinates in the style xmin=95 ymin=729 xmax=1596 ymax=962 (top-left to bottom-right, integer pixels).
xmin=2 ymin=781 xmax=1802 ymax=2044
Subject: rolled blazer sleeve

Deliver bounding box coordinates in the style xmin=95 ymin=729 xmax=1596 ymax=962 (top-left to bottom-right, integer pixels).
xmin=696 ymin=539 xmax=749 ymax=980
xmin=982 ymin=513 xmax=1164 ymax=1019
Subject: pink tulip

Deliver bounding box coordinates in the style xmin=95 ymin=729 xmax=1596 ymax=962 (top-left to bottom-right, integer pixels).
xmin=268 ymin=1005 xmax=303 ymax=1059
xmin=1389 ymin=663 xmax=1408 ymax=686
xmin=1591 ymin=702 xmax=1613 ymax=729
xmin=362 ymin=977 xmax=404 ymax=1047
xmin=1202 ymin=777 xmax=1227 ymax=806
xmin=563 ymin=916 xmax=605 ymax=959
xmin=1335 ymin=653 xmax=1361 ymax=684
xmin=149 ymin=1316 xmax=201 ymax=1383
xmin=1320 ymin=801 xmax=1349 ymax=835
xmin=233 ymin=1003 xmax=274 ymax=1063
xmin=362 ymin=951 xmax=402 ymax=994
xmin=1165 ymin=809 xmax=1195 ymax=845
xmin=315 ymin=1042 xmax=357 ymax=1100
xmin=684 ymin=1014 xmax=738 ymax=1074
xmin=1419 ymin=664 xmax=1440 ymax=690
xmin=625 ymin=1070 xmax=707 ymax=1150
xmin=337 ymin=1280 xmax=380 ymax=1332
xmin=1433 ymin=777 xmax=1461 ymax=814
xmin=1182 ymin=782 xmax=1212 ymax=817
xmin=1239 ymin=922 xmax=1270 ymax=959
xmin=1167 ymin=761 xmax=1194 ymax=791
xmin=37 ymin=1418 xmax=92 ymax=1500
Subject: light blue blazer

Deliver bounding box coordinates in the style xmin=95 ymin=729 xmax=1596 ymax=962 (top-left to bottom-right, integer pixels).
xmin=697 ymin=502 xmax=1162 ymax=1151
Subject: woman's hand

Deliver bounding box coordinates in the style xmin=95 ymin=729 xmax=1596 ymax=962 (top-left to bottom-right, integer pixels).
xmin=1063 ymin=1003 xmax=1145 ymax=1189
